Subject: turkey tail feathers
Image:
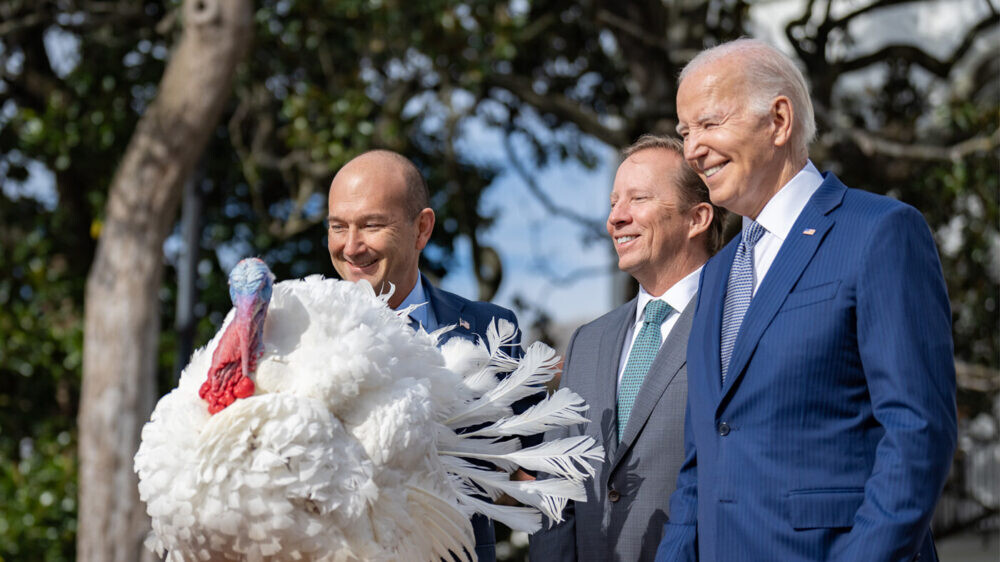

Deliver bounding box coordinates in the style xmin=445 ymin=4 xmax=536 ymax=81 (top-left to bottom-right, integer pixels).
xmin=444 ymin=341 xmax=560 ymax=428
xmin=438 ymin=318 xmax=604 ymax=534
xmin=458 ymin=387 xmax=590 ymax=438
xmin=449 ymin=317 xmax=520 ymax=395
xmin=443 ymin=436 xmax=603 ymax=484
xmin=441 ymin=456 xmax=585 ymax=522
xmin=405 ymin=485 xmax=475 ymax=562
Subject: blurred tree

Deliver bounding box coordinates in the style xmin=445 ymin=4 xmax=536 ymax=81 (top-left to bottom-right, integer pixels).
xmin=0 ymin=0 xmax=996 ymax=559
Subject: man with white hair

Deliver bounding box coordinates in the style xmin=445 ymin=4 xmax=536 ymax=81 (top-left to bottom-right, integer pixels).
xmin=655 ymin=38 xmax=956 ymax=561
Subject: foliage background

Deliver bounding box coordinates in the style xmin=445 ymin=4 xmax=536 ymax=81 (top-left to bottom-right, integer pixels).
xmin=0 ymin=0 xmax=997 ymax=559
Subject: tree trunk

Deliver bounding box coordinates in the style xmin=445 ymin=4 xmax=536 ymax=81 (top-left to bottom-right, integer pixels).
xmin=77 ymin=1 xmax=252 ymax=560
xmin=175 ymin=166 xmax=205 ymax=382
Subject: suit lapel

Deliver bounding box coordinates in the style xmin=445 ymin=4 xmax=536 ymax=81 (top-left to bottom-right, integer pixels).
xmin=423 ymin=276 xmax=476 ymax=340
xmin=611 ymin=295 xmax=696 ymax=471
xmin=596 ymin=299 xmax=637 ymax=462
xmin=719 ymin=175 xmax=847 ymax=404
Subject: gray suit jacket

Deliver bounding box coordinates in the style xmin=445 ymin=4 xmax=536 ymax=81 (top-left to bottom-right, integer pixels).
xmin=529 ymin=295 xmax=694 ymax=562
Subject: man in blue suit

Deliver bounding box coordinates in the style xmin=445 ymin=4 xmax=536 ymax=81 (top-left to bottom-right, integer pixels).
xmin=327 ymin=149 xmax=531 ymax=562
xmin=657 ymin=39 xmax=957 ymax=561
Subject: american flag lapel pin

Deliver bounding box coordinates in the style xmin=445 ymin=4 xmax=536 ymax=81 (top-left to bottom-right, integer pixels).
xmin=459 ymin=318 xmax=470 ymax=330
xmin=803 ymin=228 xmax=816 ymax=236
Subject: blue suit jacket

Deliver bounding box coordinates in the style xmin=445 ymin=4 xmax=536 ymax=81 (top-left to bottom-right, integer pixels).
xmin=656 ymin=173 xmax=957 ymax=561
xmin=422 ymin=277 xmax=537 ymax=562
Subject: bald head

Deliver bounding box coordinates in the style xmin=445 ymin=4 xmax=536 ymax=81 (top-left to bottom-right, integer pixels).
xmin=333 ymin=150 xmax=430 ymax=219
xmin=326 ymin=150 xmax=435 ymax=308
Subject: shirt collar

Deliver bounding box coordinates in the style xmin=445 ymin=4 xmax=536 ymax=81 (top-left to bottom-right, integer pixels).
xmin=749 ymin=159 xmax=824 ymax=240
xmin=396 ymin=272 xmax=430 ymax=326
xmin=635 ymin=266 xmax=703 ymax=322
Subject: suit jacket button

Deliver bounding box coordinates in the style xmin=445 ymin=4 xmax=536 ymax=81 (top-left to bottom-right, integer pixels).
xmin=608 ymin=489 xmax=621 ymax=502
xmin=718 ymin=422 xmax=731 ymax=436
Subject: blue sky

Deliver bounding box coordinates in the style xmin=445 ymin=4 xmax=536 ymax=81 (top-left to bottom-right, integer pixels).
xmin=443 ymin=119 xmax=621 ymax=330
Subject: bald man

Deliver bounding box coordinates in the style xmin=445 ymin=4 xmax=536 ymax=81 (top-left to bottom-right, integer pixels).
xmin=326 ymin=149 xmax=535 ymax=562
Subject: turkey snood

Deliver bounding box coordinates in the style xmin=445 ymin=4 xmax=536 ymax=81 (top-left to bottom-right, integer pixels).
xmin=199 ymin=258 xmax=274 ymax=414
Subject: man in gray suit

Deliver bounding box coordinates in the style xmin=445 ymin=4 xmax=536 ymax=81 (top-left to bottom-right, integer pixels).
xmin=529 ymin=135 xmax=723 ymax=561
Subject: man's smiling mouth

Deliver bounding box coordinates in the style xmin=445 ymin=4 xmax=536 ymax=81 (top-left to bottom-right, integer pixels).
xmin=704 ymin=163 xmax=727 ymax=178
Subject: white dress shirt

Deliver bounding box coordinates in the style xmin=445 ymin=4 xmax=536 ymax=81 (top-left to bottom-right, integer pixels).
xmin=616 ymin=266 xmax=702 ymax=387
xmin=397 ymin=272 xmax=438 ymax=330
xmin=747 ymin=160 xmax=825 ymax=295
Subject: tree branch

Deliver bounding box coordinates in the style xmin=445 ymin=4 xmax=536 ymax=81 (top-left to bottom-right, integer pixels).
xmin=595 ymin=9 xmax=668 ymax=55
xmin=502 ymin=131 xmax=607 ymax=241
xmin=0 ymin=10 xmax=48 ymax=37
xmin=487 ymin=73 xmax=629 ymax=147
xmin=819 ymin=0 xmax=923 ymax=33
xmin=956 ymin=360 xmax=1000 ymax=392
xmin=530 ymin=260 xmax=618 ymax=287
xmin=844 ymin=126 xmax=1000 ymax=162
xmin=836 ymin=12 xmax=999 ymax=77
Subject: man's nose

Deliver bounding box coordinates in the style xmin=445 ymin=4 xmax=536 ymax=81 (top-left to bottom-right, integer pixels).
xmin=344 ymin=228 xmax=365 ymax=255
xmin=607 ymin=202 xmax=629 ymax=228
xmin=683 ymin=132 xmax=706 ymax=161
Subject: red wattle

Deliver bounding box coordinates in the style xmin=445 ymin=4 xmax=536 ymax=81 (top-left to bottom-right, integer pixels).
xmin=234 ymin=377 xmax=255 ymax=398
xmin=201 ymin=312 xmax=259 ymax=415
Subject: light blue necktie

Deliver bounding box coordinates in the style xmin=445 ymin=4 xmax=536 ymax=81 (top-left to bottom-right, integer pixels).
xmin=617 ymin=299 xmax=673 ymax=441
xmin=720 ymin=220 xmax=767 ymax=384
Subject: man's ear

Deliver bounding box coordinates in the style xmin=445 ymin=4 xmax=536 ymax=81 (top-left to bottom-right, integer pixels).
xmin=415 ymin=208 xmax=436 ymax=250
xmin=771 ymin=96 xmax=794 ymax=148
xmin=687 ymin=202 xmax=713 ymax=240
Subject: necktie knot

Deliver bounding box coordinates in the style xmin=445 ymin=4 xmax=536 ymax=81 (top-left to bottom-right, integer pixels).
xmin=643 ymin=299 xmax=673 ymax=326
xmin=741 ymin=220 xmax=766 ymax=249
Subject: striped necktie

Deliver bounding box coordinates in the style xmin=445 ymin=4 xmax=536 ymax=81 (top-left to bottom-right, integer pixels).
xmin=720 ymin=220 xmax=767 ymax=384
xmin=617 ymin=299 xmax=673 ymax=441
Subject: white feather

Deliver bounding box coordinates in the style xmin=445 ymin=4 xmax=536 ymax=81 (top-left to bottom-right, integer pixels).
xmin=444 ymin=341 xmax=559 ymax=427
xmin=441 ymin=456 xmax=585 ymax=522
xmin=439 ymin=337 xmax=498 ymax=396
xmin=436 ymin=432 xmax=521 ymax=473
xmin=459 ymin=318 xmax=521 ymax=392
xmin=458 ymin=494 xmax=542 ymax=532
xmin=460 ymin=387 xmax=591 ymax=438
xmin=442 ymin=436 xmax=604 ymax=482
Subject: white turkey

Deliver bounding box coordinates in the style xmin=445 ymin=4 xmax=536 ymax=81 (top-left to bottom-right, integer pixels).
xmin=134 ymin=257 xmax=603 ymax=561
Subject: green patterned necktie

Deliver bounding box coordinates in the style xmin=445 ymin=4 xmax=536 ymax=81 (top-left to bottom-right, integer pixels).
xmin=617 ymin=299 xmax=673 ymax=441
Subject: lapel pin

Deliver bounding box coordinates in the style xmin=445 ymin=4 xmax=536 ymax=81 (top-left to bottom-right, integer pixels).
xmin=802 ymin=228 xmax=816 ymax=235
xmin=459 ymin=319 xmax=470 ymax=330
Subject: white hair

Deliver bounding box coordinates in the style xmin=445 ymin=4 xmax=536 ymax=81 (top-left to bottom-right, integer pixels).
xmin=680 ymin=38 xmax=816 ymax=154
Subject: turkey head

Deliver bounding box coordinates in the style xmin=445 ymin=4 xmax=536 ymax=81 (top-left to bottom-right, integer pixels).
xmin=199 ymin=257 xmax=274 ymax=414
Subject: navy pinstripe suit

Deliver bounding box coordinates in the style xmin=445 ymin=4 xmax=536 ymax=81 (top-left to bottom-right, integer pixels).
xmin=656 ymin=173 xmax=956 ymax=561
